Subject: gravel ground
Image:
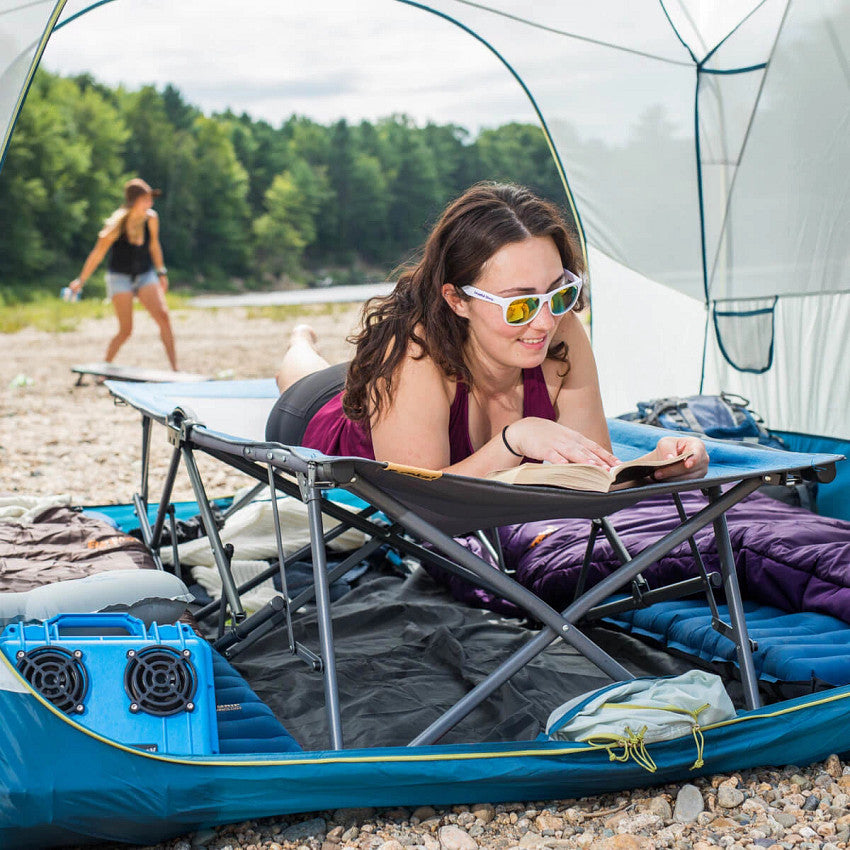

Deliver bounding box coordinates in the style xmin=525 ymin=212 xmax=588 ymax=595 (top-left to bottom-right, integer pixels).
xmin=1 ymin=303 xmax=358 ymax=505
xmin=144 ymin=757 xmax=850 ymax=850
xmin=2 ymin=305 xmax=847 ymax=850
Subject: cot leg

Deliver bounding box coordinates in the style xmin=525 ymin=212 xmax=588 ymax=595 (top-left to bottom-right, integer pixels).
xmin=140 ymin=415 xmax=152 ymax=505
xmin=150 ymin=444 xmax=182 ymax=550
xmin=267 ymin=465 xmax=297 ymax=654
xmin=300 ymin=464 xmax=344 ymax=750
xmin=167 ymin=506 xmax=182 ymax=582
xmin=707 ymin=486 xmax=761 ymax=710
xmin=476 ymin=529 xmax=507 ymax=571
xmin=181 ymin=446 xmax=247 ymax=625
xmin=223 ymin=481 xmax=265 ymax=520
xmin=133 ymin=492 xmax=165 ymax=570
xmin=573 ymin=519 xmax=601 ymax=601
xmin=672 ymin=493 xmax=723 ymax=621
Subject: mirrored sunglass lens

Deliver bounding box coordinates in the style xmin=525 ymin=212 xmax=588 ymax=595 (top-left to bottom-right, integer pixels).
xmin=550 ymin=285 xmax=579 ymax=315
xmin=506 ymin=297 xmax=539 ymax=324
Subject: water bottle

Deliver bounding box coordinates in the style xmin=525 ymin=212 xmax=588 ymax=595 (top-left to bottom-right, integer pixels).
xmin=61 ymin=286 xmax=79 ymax=303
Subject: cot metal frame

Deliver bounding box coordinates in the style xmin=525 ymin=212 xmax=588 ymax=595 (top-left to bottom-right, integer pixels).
xmin=116 ymin=389 xmax=838 ymax=752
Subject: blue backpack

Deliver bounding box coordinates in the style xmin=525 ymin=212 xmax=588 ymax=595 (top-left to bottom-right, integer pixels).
xmin=624 ymin=392 xmax=787 ymax=450
xmin=620 ymin=392 xmax=817 ymax=511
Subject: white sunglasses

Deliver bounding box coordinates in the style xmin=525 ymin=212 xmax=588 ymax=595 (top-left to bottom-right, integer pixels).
xmin=461 ymin=269 xmax=583 ymax=326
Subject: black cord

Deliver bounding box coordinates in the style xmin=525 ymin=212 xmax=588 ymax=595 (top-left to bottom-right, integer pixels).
xmin=501 ymin=425 xmax=523 ymax=458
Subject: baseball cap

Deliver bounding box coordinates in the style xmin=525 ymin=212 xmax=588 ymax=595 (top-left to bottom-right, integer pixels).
xmin=124 ymin=178 xmax=163 ymax=206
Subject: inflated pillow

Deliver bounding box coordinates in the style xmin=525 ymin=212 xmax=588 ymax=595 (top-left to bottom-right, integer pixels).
xmin=0 ymin=570 xmax=194 ymax=627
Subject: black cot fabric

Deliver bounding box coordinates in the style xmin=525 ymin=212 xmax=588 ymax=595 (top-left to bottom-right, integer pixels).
xmin=265 ymin=362 xmax=348 ymax=446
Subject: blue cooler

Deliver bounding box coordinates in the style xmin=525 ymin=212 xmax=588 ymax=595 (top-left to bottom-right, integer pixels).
xmin=0 ymin=613 xmax=219 ymax=755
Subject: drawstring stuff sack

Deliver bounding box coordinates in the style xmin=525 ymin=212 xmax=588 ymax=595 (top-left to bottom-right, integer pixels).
xmin=545 ymin=670 xmax=736 ymax=772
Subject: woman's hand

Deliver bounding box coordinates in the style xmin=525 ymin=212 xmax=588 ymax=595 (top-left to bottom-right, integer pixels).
xmin=69 ymin=278 xmax=83 ymax=295
xmin=505 ymin=417 xmax=620 ymax=468
xmin=158 ymin=273 xmax=169 ymax=293
xmin=650 ymin=435 xmax=709 ymax=481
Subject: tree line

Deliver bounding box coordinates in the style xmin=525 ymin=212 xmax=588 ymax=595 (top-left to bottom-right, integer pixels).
xmin=0 ymin=70 xmax=570 ymax=292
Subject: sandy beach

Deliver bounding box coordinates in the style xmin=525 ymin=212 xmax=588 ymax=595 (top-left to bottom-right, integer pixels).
xmin=1 ymin=303 xmax=360 ymax=506
xmin=2 ymin=305 xmax=848 ymax=850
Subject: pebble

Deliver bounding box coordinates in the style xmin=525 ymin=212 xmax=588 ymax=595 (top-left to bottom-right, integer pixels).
xmin=470 ymin=804 xmax=494 ymax=825
xmin=674 ymin=784 xmax=706 ymax=823
xmin=717 ymin=786 xmax=745 ymax=808
xmin=281 ymin=818 xmax=327 ymax=842
xmin=437 ymin=824 xmax=477 ymax=850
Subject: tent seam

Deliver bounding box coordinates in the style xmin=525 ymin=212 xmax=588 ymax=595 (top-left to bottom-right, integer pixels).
xmin=446 ymin=0 xmax=693 ymax=67
xmin=704 ymin=0 xmax=793 ymax=295
xmin=395 ymin=0 xmax=590 ymax=307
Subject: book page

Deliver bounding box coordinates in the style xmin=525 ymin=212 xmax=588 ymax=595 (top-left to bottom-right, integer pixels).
xmin=486 ymin=462 xmax=612 ymax=490
xmin=486 ymin=450 xmax=695 ymax=492
xmin=610 ymin=450 xmax=693 ymax=486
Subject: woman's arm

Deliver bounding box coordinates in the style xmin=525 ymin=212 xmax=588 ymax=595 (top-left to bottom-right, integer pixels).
xmin=370 ymin=336 xmax=618 ymax=477
xmin=551 ymin=311 xmax=612 ymax=451
xmin=69 ymin=229 xmax=119 ymax=294
xmin=550 ymin=313 xmax=708 ymax=479
xmin=370 ymin=344 xmax=521 ymax=476
xmin=148 ymin=212 xmax=169 ymax=291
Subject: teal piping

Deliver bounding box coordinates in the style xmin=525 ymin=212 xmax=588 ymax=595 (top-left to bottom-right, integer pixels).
xmin=53 ymin=0 xmax=118 ymax=29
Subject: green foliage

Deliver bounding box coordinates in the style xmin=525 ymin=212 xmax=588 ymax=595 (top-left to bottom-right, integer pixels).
xmin=0 ymin=70 xmax=572 ymax=299
xmin=254 ymin=160 xmax=327 ymax=278
xmin=0 ymin=72 xmax=127 ymax=277
xmin=190 ymin=116 xmax=251 ymax=274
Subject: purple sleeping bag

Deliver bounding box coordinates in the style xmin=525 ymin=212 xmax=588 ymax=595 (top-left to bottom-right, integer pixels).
xmin=424 ymin=491 xmax=850 ymax=624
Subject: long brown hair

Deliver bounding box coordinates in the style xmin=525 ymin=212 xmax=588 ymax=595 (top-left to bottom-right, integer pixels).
xmin=343 ymin=182 xmax=585 ymax=423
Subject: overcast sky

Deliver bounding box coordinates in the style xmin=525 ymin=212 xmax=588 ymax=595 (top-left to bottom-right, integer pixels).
xmin=43 ymin=0 xmax=542 ymax=132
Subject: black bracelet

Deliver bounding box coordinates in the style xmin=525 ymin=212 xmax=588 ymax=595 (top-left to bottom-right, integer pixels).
xmin=501 ymin=425 xmax=523 ymax=458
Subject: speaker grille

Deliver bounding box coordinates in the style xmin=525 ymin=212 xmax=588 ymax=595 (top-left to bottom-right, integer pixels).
xmin=124 ymin=646 xmax=197 ymax=716
xmin=16 ymin=646 xmax=88 ymax=714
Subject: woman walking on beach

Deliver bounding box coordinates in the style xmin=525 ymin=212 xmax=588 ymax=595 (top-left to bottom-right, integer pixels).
xmin=268 ymin=182 xmax=707 ymax=480
xmin=69 ymin=178 xmax=178 ymax=370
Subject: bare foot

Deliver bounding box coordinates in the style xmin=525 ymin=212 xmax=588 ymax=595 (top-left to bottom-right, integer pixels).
xmin=275 ymin=324 xmax=329 ymax=393
xmin=290 ymin=324 xmax=318 ymax=348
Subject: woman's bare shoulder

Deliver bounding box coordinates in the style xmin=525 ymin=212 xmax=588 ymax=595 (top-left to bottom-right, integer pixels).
xmin=396 ymin=333 xmax=454 ymax=401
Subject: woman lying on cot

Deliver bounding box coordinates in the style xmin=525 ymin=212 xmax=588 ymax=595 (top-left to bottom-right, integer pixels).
xmin=267 ymin=182 xmax=708 ymax=481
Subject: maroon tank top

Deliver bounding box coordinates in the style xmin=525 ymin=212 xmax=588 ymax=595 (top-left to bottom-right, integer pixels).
xmin=301 ymin=365 xmax=556 ymax=463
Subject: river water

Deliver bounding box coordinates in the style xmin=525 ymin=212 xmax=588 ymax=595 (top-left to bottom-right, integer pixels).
xmin=189 ymin=282 xmax=394 ymax=309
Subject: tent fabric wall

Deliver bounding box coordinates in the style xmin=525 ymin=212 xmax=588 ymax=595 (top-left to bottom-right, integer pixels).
xmin=0 ymin=0 xmax=66 ymax=171
xmin=0 ymin=0 xmax=847 ymax=438
xmin=705 ymin=1 xmax=850 ymax=441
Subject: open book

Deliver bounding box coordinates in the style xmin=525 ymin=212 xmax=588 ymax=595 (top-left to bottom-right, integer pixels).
xmin=486 ymin=450 xmax=694 ymax=493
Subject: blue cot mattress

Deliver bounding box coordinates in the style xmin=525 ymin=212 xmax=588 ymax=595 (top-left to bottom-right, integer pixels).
xmin=606 ymin=599 xmax=850 ymax=686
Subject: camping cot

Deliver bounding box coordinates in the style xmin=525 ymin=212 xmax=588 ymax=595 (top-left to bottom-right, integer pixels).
xmin=106 ymin=377 xmax=842 ymax=749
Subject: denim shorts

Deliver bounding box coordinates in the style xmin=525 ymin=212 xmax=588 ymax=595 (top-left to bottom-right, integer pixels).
xmin=105 ymin=268 xmax=159 ymax=297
